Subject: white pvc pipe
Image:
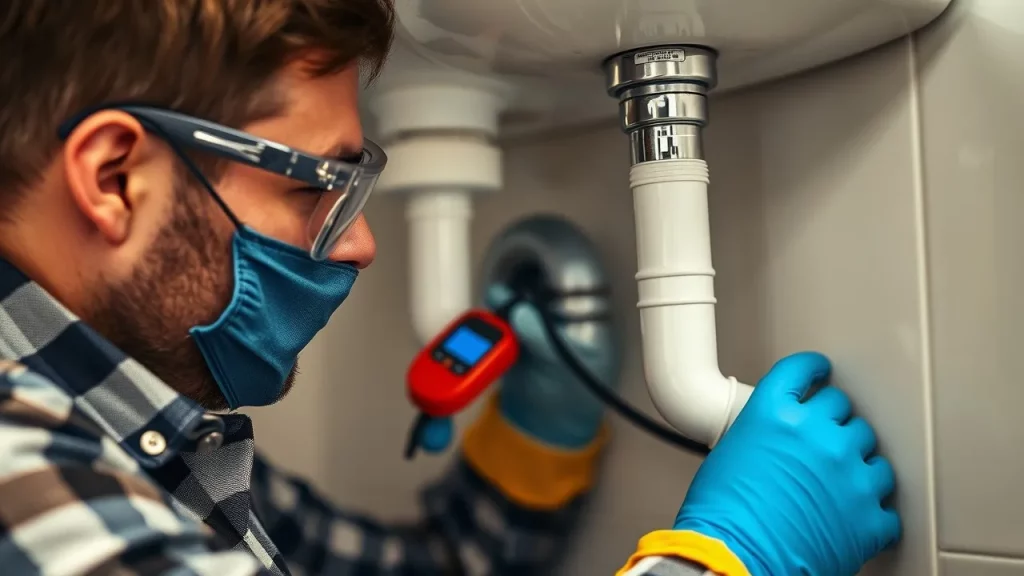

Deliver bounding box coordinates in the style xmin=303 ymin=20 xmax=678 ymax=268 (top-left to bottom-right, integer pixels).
xmin=367 ymin=76 xmax=507 ymax=347
xmin=406 ymin=190 xmax=474 ymax=343
xmin=631 ymin=159 xmax=753 ymax=448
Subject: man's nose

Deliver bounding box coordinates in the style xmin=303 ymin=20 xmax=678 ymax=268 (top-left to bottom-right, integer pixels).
xmin=330 ymin=214 xmax=376 ymax=269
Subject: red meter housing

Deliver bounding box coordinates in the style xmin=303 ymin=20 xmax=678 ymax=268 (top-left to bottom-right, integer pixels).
xmin=407 ymin=309 xmax=519 ymax=417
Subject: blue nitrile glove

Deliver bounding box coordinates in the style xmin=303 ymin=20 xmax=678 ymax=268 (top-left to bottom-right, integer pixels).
xmin=419 ymin=284 xmax=621 ymax=452
xmin=673 ymin=351 xmax=901 ymax=576
xmin=487 ymin=284 xmax=621 ymax=448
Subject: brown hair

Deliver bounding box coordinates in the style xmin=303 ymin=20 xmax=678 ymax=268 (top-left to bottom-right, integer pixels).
xmin=0 ymin=0 xmax=395 ymax=209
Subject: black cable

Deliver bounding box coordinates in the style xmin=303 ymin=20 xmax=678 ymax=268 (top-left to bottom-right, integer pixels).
xmin=500 ymin=295 xmax=712 ymax=457
xmin=403 ymin=413 xmax=429 ymax=460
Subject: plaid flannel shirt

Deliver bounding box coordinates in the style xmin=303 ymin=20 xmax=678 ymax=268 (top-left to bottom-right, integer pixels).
xmin=0 ymin=257 xmax=720 ymax=576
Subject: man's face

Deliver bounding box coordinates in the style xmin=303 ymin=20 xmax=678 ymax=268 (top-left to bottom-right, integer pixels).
xmin=82 ymin=62 xmax=376 ymax=410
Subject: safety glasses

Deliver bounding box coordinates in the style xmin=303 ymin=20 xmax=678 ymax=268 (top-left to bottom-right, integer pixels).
xmin=58 ymin=105 xmax=387 ymax=261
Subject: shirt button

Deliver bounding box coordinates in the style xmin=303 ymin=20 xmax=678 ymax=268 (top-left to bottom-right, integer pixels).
xmin=140 ymin=430 xmax=167 ymax=456
xmin=196 ymin=431 xmax=224 ymax=454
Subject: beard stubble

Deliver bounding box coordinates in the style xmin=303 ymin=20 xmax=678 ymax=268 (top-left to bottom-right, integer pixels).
xmin=83 ymin=180 xmax=298 ymax=411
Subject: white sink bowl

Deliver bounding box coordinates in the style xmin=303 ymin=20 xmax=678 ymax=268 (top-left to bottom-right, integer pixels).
xmin=372 ymin=0 xmax=952 ymax=135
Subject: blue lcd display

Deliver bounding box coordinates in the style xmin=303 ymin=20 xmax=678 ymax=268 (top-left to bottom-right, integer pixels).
xmin=442 ymin=326 xmax=493 ymax=366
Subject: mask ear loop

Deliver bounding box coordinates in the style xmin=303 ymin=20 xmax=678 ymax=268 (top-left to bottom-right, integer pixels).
xmin=135 ymin=118 xmax=244 ymax=230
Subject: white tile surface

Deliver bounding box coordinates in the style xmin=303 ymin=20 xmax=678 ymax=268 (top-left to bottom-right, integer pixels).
xmin=707 ymin=38 xmax=935 ymax=576
xmin=916 ymin=0 xmax=1024 ymax=557
xmin=942 ymin=552 xmax=1024 ymax=576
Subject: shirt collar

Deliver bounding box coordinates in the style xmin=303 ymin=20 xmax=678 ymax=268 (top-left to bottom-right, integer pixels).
xmin=0 ymin=258 xmax=225 ymax=467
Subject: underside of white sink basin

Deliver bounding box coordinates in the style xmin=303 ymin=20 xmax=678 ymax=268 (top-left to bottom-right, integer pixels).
xmin=367 ymin=0 xmax=953 ymax=137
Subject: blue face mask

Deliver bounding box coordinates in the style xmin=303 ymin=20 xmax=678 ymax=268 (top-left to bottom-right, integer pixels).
xmin=54 ymin=103 xmax=376 ymax=411
xmin=190 ymin=225 xmax=358 ymax=409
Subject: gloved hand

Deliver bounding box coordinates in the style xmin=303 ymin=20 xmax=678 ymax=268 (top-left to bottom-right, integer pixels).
xmin=419 ymin=283 xmax=621 ymax=451
xmin=487 ymin=284 xmax=621 ymax=448
xmin=673 ymin=351 xmax=900 ymax=576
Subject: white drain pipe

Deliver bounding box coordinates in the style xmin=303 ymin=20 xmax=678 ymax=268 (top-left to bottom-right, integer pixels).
xmin=367 ymin=72 xmax=510 ymax=343
xmin=605 ymin=46 xmax=752 ymax=448
xmin=631 ymin=159 xmax=753 ymax=447
xmin=405 ymin=188 xmax=474 ymax=343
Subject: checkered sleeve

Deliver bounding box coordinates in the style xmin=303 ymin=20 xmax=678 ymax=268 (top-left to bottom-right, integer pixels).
xmin=0 ymin=364 xmax=271 ymax=576
xmin=249 ymin=394 xmax=609 ymax=575
xmin=251 ymin=452 xmax=593 ymax=575
xmin=250 ymin=453 xmax=457 ymax=575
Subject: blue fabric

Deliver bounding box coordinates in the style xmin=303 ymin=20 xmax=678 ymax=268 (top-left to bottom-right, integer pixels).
xmin=190 ymin=226 xmax=357 ymax=409
xmin=673 ymin=351 xmax=901 ymax=576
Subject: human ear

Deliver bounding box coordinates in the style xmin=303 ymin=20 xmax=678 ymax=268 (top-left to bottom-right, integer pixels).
xmin=61 ymin=110 xmax=156 ymax=245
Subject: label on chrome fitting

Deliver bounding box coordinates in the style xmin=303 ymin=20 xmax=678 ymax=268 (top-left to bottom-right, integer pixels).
xmin=633 ymin=48 xmax=686 ymax=65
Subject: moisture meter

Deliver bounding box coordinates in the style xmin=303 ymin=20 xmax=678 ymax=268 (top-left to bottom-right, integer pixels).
xmin=407 ymin=309 xmax=520 ymax=417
